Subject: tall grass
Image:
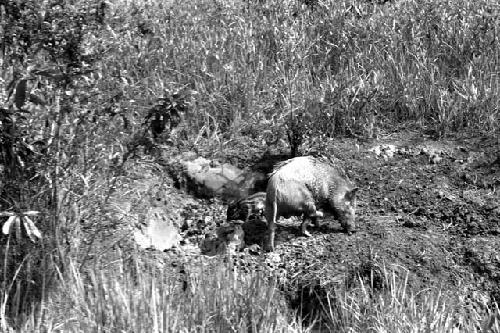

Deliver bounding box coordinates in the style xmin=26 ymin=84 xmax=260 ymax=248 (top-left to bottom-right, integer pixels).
xmin=324 ymin=265 xmax=500 ymax=332
xmin=2 ymin=251 xmax=308 ymax=332
xmin=2 ymin=249 xmax=499 ymax=332
xmin=99 ymin=0 xmax=499 ymax=144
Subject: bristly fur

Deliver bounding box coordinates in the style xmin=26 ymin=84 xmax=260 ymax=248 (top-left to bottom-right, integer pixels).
xmin=268 ymin=155 xmax=341 ymax=178
xmin=264 ymin=155 xmax=358 ymax=251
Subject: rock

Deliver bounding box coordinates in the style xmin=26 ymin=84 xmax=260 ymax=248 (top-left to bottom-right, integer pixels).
xmin=133 ymin=207 xmax=181 ymax=251
xmin=237 ymin=171 xmax=268 ymax=195
xmin=217 ymin=223 xmax=245 ymax=252
xmin=369 ymin=144 xmax=397 ymax=160
xmin=199 ymin=223 xmax=246 ymax=255
xmin=169 ymin=155 xmax=266 ymax=201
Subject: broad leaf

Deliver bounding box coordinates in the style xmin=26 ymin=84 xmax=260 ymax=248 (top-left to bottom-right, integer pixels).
xmin=23 ymin=217 xmax=42 ymax=242
xmin=2 ymin=216 xmax=16 ymax=234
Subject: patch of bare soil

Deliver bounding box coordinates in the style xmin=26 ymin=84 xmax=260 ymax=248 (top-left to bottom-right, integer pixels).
xmin=243 ymin=132 xmax=499 ymax=321
xmin=124 ymin=131 xmax=500 ymax=322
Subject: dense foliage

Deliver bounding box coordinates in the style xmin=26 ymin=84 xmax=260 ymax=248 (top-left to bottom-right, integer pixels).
xmin=0 ymin=0 xmax=499 ymax=331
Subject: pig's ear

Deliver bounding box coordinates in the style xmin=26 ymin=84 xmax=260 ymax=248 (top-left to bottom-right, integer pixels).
xmin=344 ymin=187 xmax=359 ymax=203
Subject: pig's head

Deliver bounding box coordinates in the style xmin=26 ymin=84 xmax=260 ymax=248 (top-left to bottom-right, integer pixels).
xmin=336 ymin=187 xmax=359 ymax=233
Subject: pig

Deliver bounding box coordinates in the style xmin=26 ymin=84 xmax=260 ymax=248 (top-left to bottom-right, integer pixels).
xmin=265 ymin=156 xmax=358 ymax=251
xmin=227 ymin=192 xmax=267 ymax=222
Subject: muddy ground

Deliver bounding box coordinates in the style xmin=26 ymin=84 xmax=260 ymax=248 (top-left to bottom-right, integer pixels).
xmin=123 ymin=130 xmax=500 ymax=320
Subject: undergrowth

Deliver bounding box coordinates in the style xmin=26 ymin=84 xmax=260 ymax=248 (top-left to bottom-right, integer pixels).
xmin=1 ymin=0 xmax=500 ymax=331
xmin=2 ymin=251 xmax=500 ymax=332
